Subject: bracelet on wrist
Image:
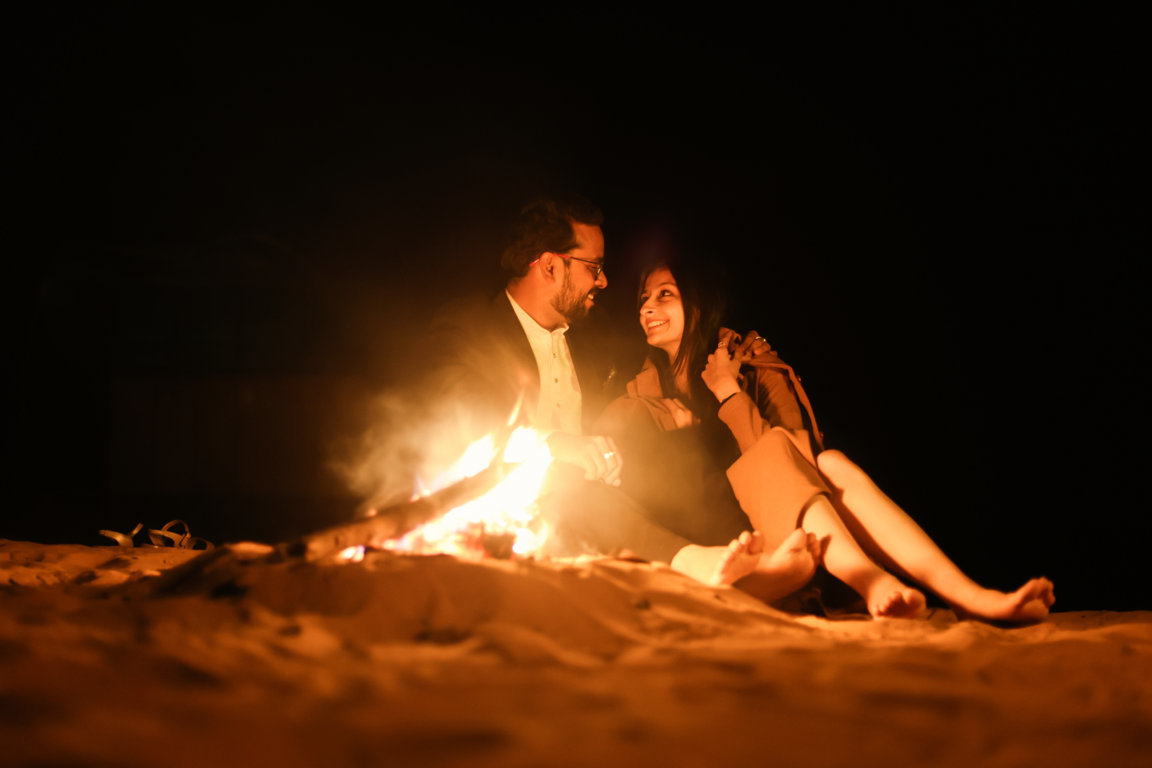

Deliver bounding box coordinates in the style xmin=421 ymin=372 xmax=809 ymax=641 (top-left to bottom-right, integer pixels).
xmin=718 ymin=391 xmax=740 ymax=409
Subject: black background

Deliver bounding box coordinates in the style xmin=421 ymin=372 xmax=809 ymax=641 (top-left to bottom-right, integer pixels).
xmin=7 ymin=4 xmax=1147 ymax=610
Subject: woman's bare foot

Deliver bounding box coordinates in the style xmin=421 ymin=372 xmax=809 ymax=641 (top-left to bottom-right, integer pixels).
xmin=762 ymin=528 xmax=823 ymax=580
xmin=733 ymin=528 xmax=822 ymax=604
xmin=950 ymin=577 xmax=1055 ymax=624
xmin=670 ymin=529 xmax=824 ymax=606
xmin=865 ymin=572 xmax=928 ymax=619
xmin=712 ymin=530 xmax=767 ymax=585
xmin=871 ymin=587 xmax=928 ymax=619
xmin=670 ymin=532 xmax=764 ymax=587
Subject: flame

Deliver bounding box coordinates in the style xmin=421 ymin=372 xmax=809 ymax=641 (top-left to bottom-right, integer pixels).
xmin=382 ymin=426 xmax=554 ymax=558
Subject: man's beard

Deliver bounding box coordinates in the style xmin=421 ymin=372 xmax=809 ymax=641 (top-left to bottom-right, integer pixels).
xmin=551 ymin=268 xmax=596 ymax=324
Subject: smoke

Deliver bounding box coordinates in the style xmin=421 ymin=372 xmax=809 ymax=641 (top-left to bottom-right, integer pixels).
xmin=327 ymin=385 xmax=511 ymax=519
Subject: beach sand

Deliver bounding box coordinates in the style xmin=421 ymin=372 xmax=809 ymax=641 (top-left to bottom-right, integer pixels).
xmin=2 ymin=538 xmax=1149 ymax=768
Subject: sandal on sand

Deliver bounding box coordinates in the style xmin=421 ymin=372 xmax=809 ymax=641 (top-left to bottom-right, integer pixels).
xmin=99 ymin=520 xmax=214 ymax=550
xmin=98 ymin=522 xmax=144 ymax=547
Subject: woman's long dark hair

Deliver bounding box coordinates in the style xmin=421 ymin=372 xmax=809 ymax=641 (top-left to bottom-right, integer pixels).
xmin=637 ymin=250 xmax=731 ymax=419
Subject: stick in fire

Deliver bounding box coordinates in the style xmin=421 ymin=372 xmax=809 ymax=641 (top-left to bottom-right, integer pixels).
xmin=279 ymin=399 xmax=532 ymax=562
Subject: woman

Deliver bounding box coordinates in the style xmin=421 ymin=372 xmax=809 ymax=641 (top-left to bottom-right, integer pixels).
xmin=595 ymin=255 xmax=1055 ymax=622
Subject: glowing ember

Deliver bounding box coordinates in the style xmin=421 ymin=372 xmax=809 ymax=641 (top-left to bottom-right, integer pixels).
xmin=338 ymin=545 xmax=366 ymax=563
xmin=382 ymin=427 xmax=553 ymax=558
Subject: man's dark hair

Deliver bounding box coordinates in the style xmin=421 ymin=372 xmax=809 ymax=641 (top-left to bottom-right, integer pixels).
xmin=500 ymin=193 xmax=604 ymax=278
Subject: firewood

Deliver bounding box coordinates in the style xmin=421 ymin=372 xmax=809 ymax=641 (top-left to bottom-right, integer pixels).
xmin=278 ymin=459 xmax=516 ymax=562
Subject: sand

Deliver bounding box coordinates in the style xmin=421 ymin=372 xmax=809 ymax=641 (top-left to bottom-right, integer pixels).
xmin=1 ymin=538 xmax=1149 ymax=768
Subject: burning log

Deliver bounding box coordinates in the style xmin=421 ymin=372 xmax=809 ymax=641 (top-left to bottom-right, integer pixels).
xmin=279 ymin=407 xmax=552 ymax=563
xmin=278 ymin=458 xmax=519 ymax=562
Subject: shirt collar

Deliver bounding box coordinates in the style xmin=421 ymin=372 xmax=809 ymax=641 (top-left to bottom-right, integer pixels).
xmin=506 ymin=290 xmax=568 ymax=341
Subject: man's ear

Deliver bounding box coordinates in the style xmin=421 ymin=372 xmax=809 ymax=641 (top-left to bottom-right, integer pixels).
xmin=537 ymin=252 xmax=560 ymax=281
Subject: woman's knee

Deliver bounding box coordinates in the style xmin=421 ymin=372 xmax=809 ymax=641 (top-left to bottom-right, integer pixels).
xmin=817 ymin=449 xmax=865 ymax=487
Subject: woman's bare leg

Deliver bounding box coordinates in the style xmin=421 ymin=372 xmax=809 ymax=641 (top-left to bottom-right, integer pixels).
xmin=816 ymin=449 xmax=1055 ymax=622
xmin=799 ymin=495 xmax=927 ymax=618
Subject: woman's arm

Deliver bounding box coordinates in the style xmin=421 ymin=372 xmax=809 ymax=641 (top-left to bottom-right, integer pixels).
xmin=702 ymin=330 xmax=813 ymax=454
xmin=701 ymin=332 xmax=765 ymax=453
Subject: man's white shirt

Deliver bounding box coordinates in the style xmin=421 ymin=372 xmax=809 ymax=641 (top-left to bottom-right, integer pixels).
xmin=506 ymin=291 xmax=582 ymax=434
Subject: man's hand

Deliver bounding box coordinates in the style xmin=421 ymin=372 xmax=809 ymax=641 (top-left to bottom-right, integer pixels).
xmin=546 ymin=432 xmax=623 ymax=486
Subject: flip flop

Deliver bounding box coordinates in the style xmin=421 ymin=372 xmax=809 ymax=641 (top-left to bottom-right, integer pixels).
xmin=98 ymin=522 xmax=144 ymax=547
xmin=99 ymin=520 xmax=214 ymax=550
xmin=147 ymin=519 xmax=214 ymax=550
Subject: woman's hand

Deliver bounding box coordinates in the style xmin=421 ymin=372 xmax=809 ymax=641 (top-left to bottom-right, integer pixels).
xmin=702 ymin=335 xmax=743 ymax=403
xmin=733 ymin=329 xmax=778 ymax=365
xmin=703 ymin=329 xmax=780 ymax=404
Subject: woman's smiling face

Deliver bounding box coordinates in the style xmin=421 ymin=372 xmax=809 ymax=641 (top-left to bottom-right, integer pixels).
xmin=638 ymin=267 xmax=685 ymax=359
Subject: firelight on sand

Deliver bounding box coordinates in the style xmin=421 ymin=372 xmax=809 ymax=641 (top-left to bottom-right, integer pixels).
xmin=347 ymin=427 xmax=554 ymax=560
xmin=3 ymin=419 xmax=1149 ymax=768
xmin=2 ymin=538 xmax=1149 ymax=768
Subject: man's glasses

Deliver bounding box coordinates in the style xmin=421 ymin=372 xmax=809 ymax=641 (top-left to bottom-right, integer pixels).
xmin=556 ymin=253 xmax=605 ymax=279
xmin=529 ymin=252 xmax=605 ymax=279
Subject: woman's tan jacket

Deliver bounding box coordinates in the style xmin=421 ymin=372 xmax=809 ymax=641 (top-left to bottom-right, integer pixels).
xmin=598 ymin=330 xmax=830 ymax=548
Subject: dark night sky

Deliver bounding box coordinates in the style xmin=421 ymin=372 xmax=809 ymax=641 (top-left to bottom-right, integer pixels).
xmin=7 ymin=5 xmax=1148 ymax=610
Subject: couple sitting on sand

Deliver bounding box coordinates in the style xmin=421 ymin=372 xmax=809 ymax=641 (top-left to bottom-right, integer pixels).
xmin=419 ymin=193 xmax=1055 ymax=624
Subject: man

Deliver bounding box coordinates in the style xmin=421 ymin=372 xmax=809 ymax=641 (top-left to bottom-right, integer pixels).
xmin=421 ymin=193 xmax=624 ymax=486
